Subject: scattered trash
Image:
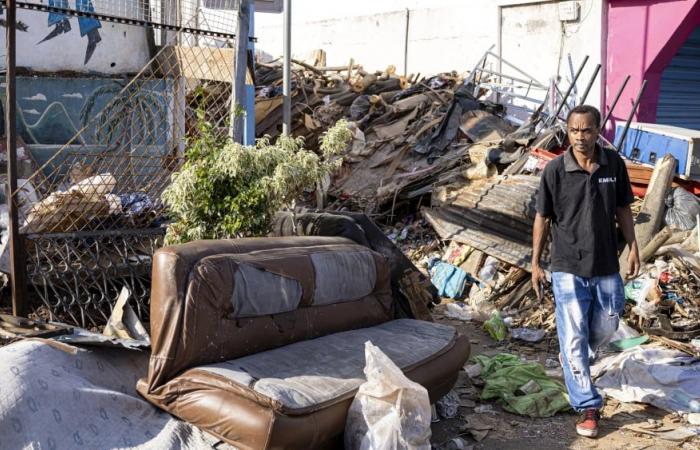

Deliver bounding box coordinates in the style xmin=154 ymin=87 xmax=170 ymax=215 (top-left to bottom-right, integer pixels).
xmin=436 ymin=390 xmax=460 ymax=419
xmin=464 ymin=362 xmax=482 ymax=378
xmin=517 ymin=379 xmax=542 ymax=395
xmin=473 ymin=404 xmax=498 ymax=415
xmin=510 ymin=327 xmax=545 ymax=343
xmin=692 ymin=339 xmax=700 ymax=351
xmin=479 ymin=256 xmax=500 ymax=283
xmin=459 ymin=398 xmax=476 ymax=408
xmin=610 ymin=335 xmax=650 ymax=351
xmin=483 ymin=311 xmax=508 ymax=341
xmin=460 ymin=413 xmax=496 ymax=441
xmin=622 ymin=423 xmax=700 ymax=442
xmin=102 ymin=287 xmax=151 ymax=345
xmin=345 ymin=341 xmax=432 ymax=450
xmin=445 ymin=302 xmax=475 ymax=321
xmin=544 ymin=358 xmax=559 ymax=369
xmin=439 ymin=437 xmax=473 ymax=450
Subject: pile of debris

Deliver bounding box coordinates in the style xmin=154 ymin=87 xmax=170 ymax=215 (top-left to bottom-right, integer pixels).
xmin=256 ymin=52 xmax=700 ymax=366
xmin=254 ymin=57 xmax=516 ymax=213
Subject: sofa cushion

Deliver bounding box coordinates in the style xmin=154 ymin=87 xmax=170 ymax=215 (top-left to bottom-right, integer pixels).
xmin=310 ymin=250 xmax=377 ymax=305
xmin=187 ymin=319 xmax=456 ymax=414
xmin=231 ymin=263 xmax=304 ymax=317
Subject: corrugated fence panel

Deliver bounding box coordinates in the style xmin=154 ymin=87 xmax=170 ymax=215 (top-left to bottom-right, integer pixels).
xmin=657 ymin=25 xmax=700 ymax=131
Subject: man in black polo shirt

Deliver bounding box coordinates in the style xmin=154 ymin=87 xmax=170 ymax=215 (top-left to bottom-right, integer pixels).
xmin=531 ymin=105 xmax=640 ymax=438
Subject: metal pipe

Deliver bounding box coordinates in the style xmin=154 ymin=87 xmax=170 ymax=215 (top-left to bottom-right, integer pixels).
xmin=601 ymin=74 xmax=630 ymax=130
xmin=282 ymin=0 xmax=291 ymax=135
xmin=579 ymin=63 xmax=601 ymax=105
xmin=550 ymin=55 xmax=589 ymax=125
xmin=403 ymin=8 xmax=409 ymax=77
xmin=615 ymin=79 xmax=648 ymax=151
xmin=486 ymin=51 xmax=547 ymax=89
xmin=477 ymin=68 xmax=550 ymax=90
xmin=6 ymin=0 xmax=27 ymax=316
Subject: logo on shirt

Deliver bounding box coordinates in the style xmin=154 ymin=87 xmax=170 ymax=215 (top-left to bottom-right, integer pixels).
xmin=598 ymin=177 xmax=616 ymax=184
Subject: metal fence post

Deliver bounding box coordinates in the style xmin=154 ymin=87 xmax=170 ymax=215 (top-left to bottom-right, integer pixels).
xmin=5 ymin=0 xmax=28 ymax=316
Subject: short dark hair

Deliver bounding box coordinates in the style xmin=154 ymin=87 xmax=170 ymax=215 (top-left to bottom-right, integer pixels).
xmin=567 ymin=105 xmax=601 ymax=128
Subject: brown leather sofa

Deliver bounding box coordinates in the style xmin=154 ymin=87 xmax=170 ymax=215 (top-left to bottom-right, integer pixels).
xmin=137 ymin=236 xmax=470 ymax=450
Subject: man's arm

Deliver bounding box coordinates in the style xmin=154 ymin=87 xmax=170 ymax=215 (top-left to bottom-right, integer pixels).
xmin=616 ymin=205 xmax=640 ymax=280
xmin=531 ymin=213 xmax=550 ymax=299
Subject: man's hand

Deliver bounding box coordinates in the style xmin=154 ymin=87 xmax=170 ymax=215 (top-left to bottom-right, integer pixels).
xmin=531 ymin=264 xmax=547 ymax=300
xmin=625 ymin=243 xmax=640 ymax=280
xmin=531 ymin=213 xmax=550 ymax=301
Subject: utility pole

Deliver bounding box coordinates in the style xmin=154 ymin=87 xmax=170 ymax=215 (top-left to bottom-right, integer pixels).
xmin=282 ymin=0 xmax=291 ymax=135
xmin=232 ymin=0 xmax=251 ymax=142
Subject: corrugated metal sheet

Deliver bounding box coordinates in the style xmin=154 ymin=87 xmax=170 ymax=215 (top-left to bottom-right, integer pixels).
xmin=657 ymin=25 xmax=700 ymax=131
xmin=422 ymin=175 xmax=547 ymax=271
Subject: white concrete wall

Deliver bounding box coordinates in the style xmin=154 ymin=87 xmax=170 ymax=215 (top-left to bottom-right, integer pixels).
xmin=0 ymin=4 xmax=151 ymax=74
xmin=500 ymin=1 xmax=603 ymax=108
xmin=255 ymin=0 xmax=604 ymax=108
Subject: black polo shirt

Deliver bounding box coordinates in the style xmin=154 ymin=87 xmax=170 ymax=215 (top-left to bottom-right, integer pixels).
xmin=536 ymin=145 xmax=633 ymax=278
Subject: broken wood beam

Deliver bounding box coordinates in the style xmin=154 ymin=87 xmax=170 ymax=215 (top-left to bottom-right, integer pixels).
xmin=640 ymin=226 xmax=672 ymax=263
xmin=620 ymin=154 xmax=677 ymax=276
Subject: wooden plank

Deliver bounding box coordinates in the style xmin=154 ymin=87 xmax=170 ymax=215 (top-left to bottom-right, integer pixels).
xmin=156 ymin=46 xmax=234 ymax=83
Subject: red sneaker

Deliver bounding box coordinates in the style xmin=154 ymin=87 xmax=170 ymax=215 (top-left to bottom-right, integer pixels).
xmin=576 ymin=409 xmax=600 ymax=437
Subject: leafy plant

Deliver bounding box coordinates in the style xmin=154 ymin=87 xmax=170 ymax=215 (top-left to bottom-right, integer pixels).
xmin=162 ymin=114 xmax=352 ymax=245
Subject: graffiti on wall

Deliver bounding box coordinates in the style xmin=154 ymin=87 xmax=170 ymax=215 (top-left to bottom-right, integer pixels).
xmin=40 ymin=0 xmax=103 ymax=65
xmin=0 ymin=4 xmax=29 ymax=32
xmin=0 ymin=1 xmax=150 ymax=73
xmin=0 ymin=1 xmax=103 ymax=65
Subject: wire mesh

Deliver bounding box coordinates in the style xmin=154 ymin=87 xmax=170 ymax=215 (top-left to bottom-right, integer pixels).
xmin=8 ymin=2 xmax=240 ymax=327
xmin=13 ymin=0 xmax=239 ymax=37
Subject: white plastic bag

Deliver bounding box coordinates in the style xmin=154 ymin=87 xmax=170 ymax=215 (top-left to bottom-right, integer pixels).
xmin=344 ymin=342 xmax=432 ymax=450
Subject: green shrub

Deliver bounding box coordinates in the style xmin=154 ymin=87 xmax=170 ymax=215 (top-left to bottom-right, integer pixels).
xmin=162 ymin=116 xmax=351 ymax=245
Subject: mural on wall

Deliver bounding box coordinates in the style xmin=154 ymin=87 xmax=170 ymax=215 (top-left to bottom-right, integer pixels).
xmin=0 ymin=4 xmax=29 ymax=31
xmin=0 ymin=0 xmax=151 ymax=73
xmin=0 ymin=1 xmax=101 ymax=63
xmin=5 ymin=76 xmax=169 ymax=147
xmin=39 ymin=0 xmax=102 ymax=65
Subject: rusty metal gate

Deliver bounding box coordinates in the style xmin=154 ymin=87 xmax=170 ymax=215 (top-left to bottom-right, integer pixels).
xmin=3 ymin=0 xmax=246 ymax=327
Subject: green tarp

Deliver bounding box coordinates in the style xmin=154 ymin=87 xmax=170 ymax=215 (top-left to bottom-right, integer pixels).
xmin=474 ymin=353 xmax=571 ymax=417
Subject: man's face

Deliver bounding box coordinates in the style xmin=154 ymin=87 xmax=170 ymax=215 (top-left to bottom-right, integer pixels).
xmin=567 ymin=112 xmax=599 ymax=154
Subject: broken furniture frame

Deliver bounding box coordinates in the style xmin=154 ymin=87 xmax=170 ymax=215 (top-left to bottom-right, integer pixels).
xmin=4 ymin=0 xmax=248 ymax=327
xmin=466 ymin=48 xmax=551 ymax=124
xmin=466 ymin=48 xmax=594 ymax=129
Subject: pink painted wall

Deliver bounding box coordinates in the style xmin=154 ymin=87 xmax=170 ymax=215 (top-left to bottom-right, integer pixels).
xmin=605 ymin=0 xmax=700 ymax=138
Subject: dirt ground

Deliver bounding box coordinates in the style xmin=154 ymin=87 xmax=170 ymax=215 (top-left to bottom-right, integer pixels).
xmin=430 ymin=305 xmax=700 ymax=450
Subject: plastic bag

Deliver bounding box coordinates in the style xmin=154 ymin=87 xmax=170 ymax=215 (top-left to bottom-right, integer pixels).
xmin=483 ymin=311 xmax=507 ymax=341
xmin=624 ymin=276 xmax=658 ymax=318
xmin=344 ymin=342 xmax=432 ymax=450
xmin=664 ymin=187 xmax=700 ymax=230
xmin=350 ymin=95 xmax=372 ymax=120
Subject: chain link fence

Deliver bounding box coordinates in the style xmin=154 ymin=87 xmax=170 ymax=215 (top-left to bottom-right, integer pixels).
xmin=6 ymin=0 xmax=242 ymax=327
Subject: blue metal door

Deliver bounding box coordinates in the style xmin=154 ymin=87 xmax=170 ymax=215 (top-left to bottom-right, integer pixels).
xmin=657 ymin=25 xmax=700 ymax=131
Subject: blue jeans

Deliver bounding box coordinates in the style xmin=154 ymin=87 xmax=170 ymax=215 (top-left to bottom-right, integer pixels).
xmin=551 ymin=272 xmax=625 ymax=411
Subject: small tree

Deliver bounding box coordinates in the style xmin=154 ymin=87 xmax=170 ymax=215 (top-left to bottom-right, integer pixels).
xmin=162 ymin=115 xmax=351 ymax=245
